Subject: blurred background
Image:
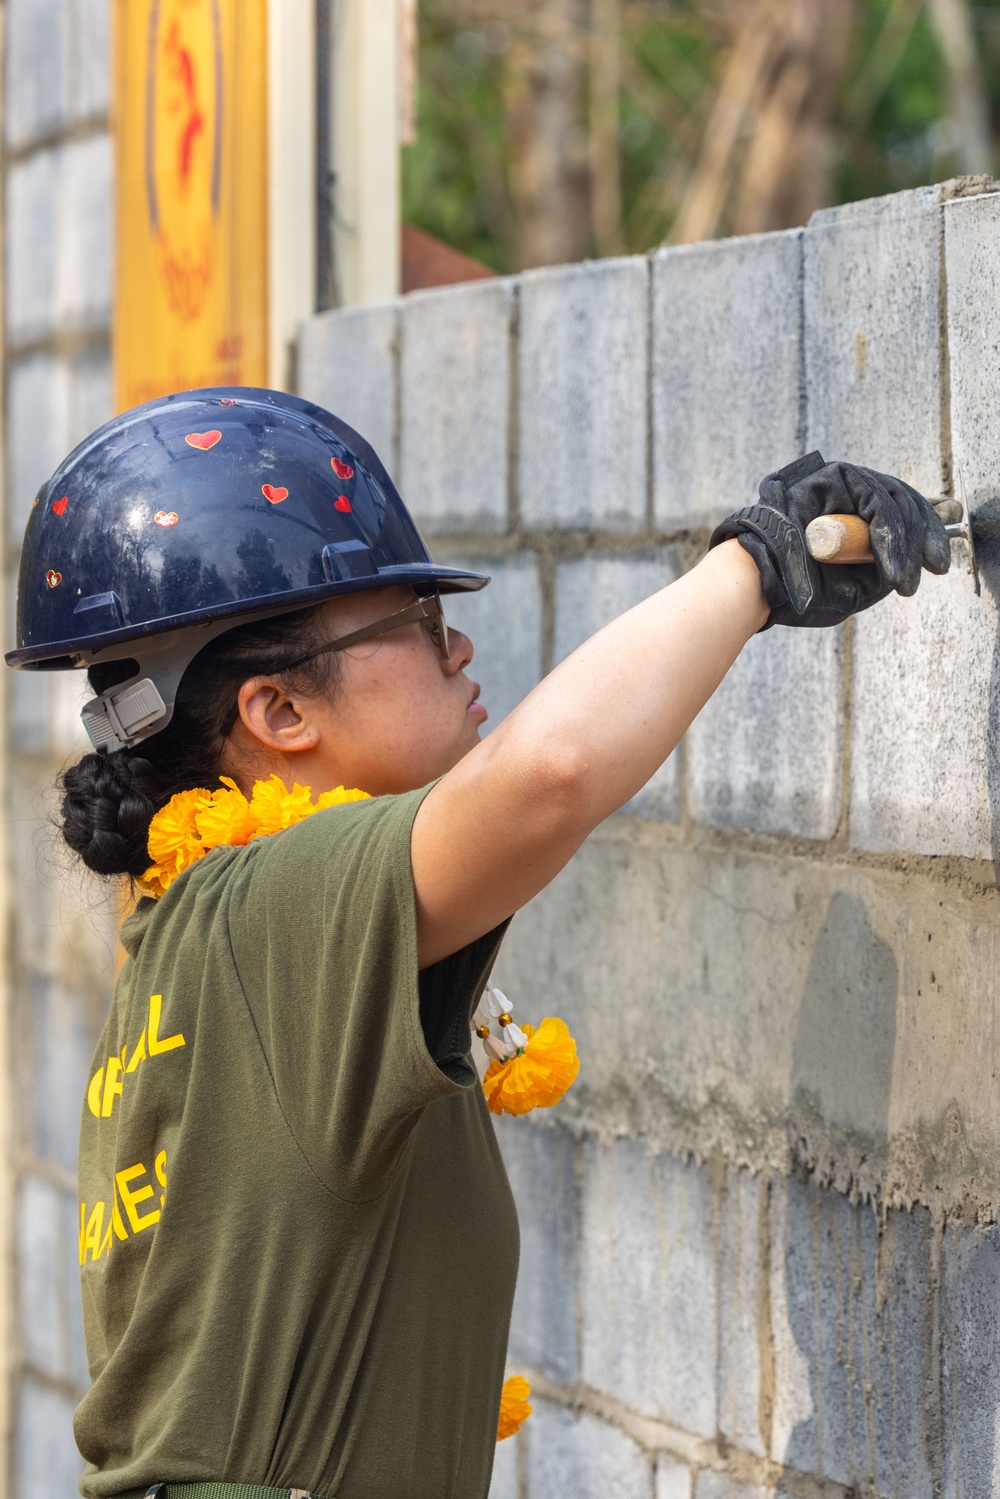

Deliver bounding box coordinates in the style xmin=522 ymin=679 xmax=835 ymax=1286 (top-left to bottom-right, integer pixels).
xmin=403 ymin=0 xmax=1000 ymax=276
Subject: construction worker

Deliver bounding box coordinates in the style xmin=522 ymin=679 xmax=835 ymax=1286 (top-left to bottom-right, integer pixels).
xmin=6 ymin=388 xmax=950 ymax=1499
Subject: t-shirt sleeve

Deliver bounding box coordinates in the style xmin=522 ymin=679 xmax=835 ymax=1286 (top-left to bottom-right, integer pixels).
xmin=225 ymin=787 xmax=507 ymax=1199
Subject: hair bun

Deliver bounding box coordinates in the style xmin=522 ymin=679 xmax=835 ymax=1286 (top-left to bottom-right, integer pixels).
xmin=59 ymin=753 xmax=163 ymax=878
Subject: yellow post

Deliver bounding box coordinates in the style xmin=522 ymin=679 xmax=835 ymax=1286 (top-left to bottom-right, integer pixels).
xmin=113 ymin=0 xmax=269 ymax=411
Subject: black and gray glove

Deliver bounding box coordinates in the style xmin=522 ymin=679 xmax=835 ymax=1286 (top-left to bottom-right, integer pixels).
xmin=709 ymin=451 xmax=951 ymax=628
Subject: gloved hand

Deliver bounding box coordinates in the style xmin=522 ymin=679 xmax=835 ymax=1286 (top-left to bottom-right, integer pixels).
xmin=709 ymin=451 xmax=951 ymax=628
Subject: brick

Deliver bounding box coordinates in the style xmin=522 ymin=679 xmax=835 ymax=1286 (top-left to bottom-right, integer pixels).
xmin=524 ymin=1400 xmax=654 ymax=1499
xmin=72 ymin=0 xmax=111 ymax=122
xmin=15 ymin=1378 xmax=82 ymax=1494
xmin=944 ymin=192 xmax=1000 ymax=509
xmin=400 ymin=280 xmax=513 ymax=534
xmin=769 ymin=1176 xmax=934 ymax=1497
xmin=580 ymin=1138 xmax=717 ymax=1436
xmin=716 ymin=1170 xmax=766 ymax=1458
xmin=687 ymin=624 xmax=843 ymax=839
xmin=438 ymin=553 xmax=543 ymax=730
xmin=298 ymin=302 xmax=400 ymax=477
xmin=496 ymin=1117 xmax=578 ymax=1383
xmin=17 ymin=1177 xmax=87 ymax=1388
xmin=7 ymin=347 xmax=111 ymax=545
xmin=553 ymin=552 xmax=682 ymax=819
xmin=849 ymin=560 xmax=994 ymax=858
xmin=489 ymin=1431 xmax=519 ymax=1499
xmin=519 ymin=258 xmax=648 ymax=532
xmin=652 ymin=232 xmax=803 ymax=530
xmin=804 ymin=187 xmax=944 ymax=494
xmin=6 ymin=135 xmax=112 ymax=348
xmin=655 ymin=1456 xmax=693 ymax=1499
xmin=18 ymin=971 xmax=100 ymax=1172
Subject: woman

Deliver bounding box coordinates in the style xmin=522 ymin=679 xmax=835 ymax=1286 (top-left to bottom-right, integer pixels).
xmin=7 ymin=388 xmax=949 ymax=1499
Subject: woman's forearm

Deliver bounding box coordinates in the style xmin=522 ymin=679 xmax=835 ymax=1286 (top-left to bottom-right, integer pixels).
xmin=413 ymin=540 xmax=768 ymax=965
xmin=495 ymin=538 xmax=768 ymax=827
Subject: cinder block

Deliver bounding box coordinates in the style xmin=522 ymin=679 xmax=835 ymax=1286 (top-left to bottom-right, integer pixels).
xmin=496 ymin=1117 xmax=579 ymax=1383
xmin=15 ymin=1378 xmax=82 ymax=1494
xmin=940 ymin=1218 xmax=1000 ymax=1499
xmin=524 ymin=1400 xmax=655 ymax=1499
xmin=7 ymin=347 xmax=111 ymax=545
xmin=944 ymin=192 xmax=1000 ymax=509
xmin=439 ymin=553 xmax=543 ymax=730
xmin=769 ymin=1176 xmax=934 ymax=1497
xmin=298 ymin=302 xmax=399 ymax=476
xmin=849 ymin=558 xmax=996 ymax=859
xmin=5 ymin=0 xmax=68 ymax=149
xmin=17 ymin=1176 xmax=86 ymax=1388
xmin=804 ymin=186 xmax=944 ymax=494
xmin=693 ymin=1476 xmax=770 ymax=1499
xmin=655 ymin=1455 xmax=693 ymax=1499
xmin=580 ymin=1138 xmax=717 ymax=1437
xmin=716 ymin=1170 xmax=765 ymax=1458
xmin=652 ymin=232 xmax=803 ymax=530
xmin=72 ymin=0 xmax=111 ymax=122
xmin=519 ymin=258 xmax=648 ymax=532
xmin=489 ymin=1430 xmax=519 ymax=1499
xmin=7 ymin=136 xmax=112 ymax=348
xmin=400 ymin=280 xmax=513 ymax=534
xmin=553 ymin=552 xmax=682 ymax=820
xmin=687 ymin=624 xmax=843 ymax=840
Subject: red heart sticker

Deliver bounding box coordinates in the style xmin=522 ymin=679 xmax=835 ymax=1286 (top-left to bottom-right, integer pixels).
xmin=154 ymin=510 xmax=179 ymax=528
xmin=52 ymin=496 xmax=69 ymax=516
xmin=334 ymin=495 xmax=352 ymax=512
xmin=185 ymin=430 xmax=222 ymax=450
xmin=331 ymin=457 xmax=355 ymax=480
xmin=262 ymin=484 xmax=288 ymax=504
xmin=219 ymin=398 xmax=238 ymax=406
xmin=45 ymin=569 xmax=62 ymax=588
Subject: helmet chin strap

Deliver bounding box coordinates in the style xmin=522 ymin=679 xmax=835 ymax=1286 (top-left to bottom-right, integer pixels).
xmin=76 ymin=604 xmax=307 ymax=754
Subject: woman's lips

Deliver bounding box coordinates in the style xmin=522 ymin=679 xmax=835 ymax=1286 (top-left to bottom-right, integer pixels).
xmin=468 ymin=685 xmax=488 ymax=722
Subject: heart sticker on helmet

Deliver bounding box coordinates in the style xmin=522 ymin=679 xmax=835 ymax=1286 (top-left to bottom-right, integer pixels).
xmin=45 ymin=569 xmax=62 ymax=588
xmin=185 ymin=430 xmax=222 ymax=450
xmin=331 ymin=457 xmax=354 ymax=480
xmin=262 ymin=485 xmax=288 ymax=504
xmin=334 ymin=496 xmax=352 ymax=512
xmin=154 ymin=511 xmax=179 ymax=528
xmin=52 ymin=496 xmax=69 ymax=516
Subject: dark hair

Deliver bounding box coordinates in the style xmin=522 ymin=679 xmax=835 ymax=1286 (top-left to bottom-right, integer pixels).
xmin=59 ymin=607 xmax=340 ymax=879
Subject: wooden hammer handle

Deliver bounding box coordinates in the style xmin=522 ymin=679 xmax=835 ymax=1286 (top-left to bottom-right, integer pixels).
xmin=804 ymin=513 xmax=874 ymax=565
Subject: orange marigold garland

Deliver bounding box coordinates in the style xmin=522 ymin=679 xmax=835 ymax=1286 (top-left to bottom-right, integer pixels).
xmin=473 ymin=979 xmax=579 ymax=1117
xmin=140 ymin=776 xmax=370 ymax=898
xmin=496 ymin=1375 xmax=532 ymax=1441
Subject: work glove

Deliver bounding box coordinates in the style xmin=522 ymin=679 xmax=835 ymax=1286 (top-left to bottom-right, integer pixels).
xmin=709 ymin=451 xmax=952 ymax=629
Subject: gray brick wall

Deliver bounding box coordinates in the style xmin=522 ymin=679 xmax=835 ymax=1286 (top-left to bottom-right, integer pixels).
xmin=298 ymin=178 xmax=1000 ymax=1499
xmin=3 ymin=0 xmax=114 ymax=1488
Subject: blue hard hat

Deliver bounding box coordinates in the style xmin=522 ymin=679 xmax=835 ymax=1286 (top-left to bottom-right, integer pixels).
xmin=5 ymin=387 xmax=489 ymax=751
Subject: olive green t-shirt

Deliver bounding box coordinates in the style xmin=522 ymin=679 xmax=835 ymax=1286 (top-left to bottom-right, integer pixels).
xmin=74 ymin=788 xmax=519 ymax=1499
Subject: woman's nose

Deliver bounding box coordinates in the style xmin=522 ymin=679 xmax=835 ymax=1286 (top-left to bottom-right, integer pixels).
xmin=443 ymin=626 xmax=474 ymax=674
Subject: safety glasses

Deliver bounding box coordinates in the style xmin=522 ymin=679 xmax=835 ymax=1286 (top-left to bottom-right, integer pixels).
xmin=280 ymin=593 xmax=449 ymax=670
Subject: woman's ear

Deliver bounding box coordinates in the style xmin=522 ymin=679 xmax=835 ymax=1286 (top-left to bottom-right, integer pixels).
xmin=233 ymin=678 xmax=322 ymax=755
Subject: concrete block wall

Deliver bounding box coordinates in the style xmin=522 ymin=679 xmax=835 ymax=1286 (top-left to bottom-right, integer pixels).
xmin=3 ymin=0 xmax=115 ymax=1488
xmin=299 ymin=177 xmax=1000 ymax=1499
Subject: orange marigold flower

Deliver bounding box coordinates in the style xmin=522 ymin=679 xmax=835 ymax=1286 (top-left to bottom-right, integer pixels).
xmin=314 ymin=785 xmax=371 ymax=811
xmin=482 ymin=1018 xmax=579 ymax=1117
xmin=146 ymin=787 xmax=211 ymax=880
xmin=195 ymin=778 xmax=259 ymax=847
xmin=248 ymin=774 xmax=315 ymax=836
xmin=496 ymin=1376 xmax=532 ymax=1441
xmin=137 ymin=865 xmax=170 ymax=900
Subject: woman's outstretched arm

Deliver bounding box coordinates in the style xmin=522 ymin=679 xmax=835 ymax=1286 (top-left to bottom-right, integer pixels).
xmin=412 ymin=539 xmax=768 ymax=966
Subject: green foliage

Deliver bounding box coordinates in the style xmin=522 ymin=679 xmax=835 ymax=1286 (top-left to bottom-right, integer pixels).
xmin=402 ymin=1 xmax=1000 ymax=272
